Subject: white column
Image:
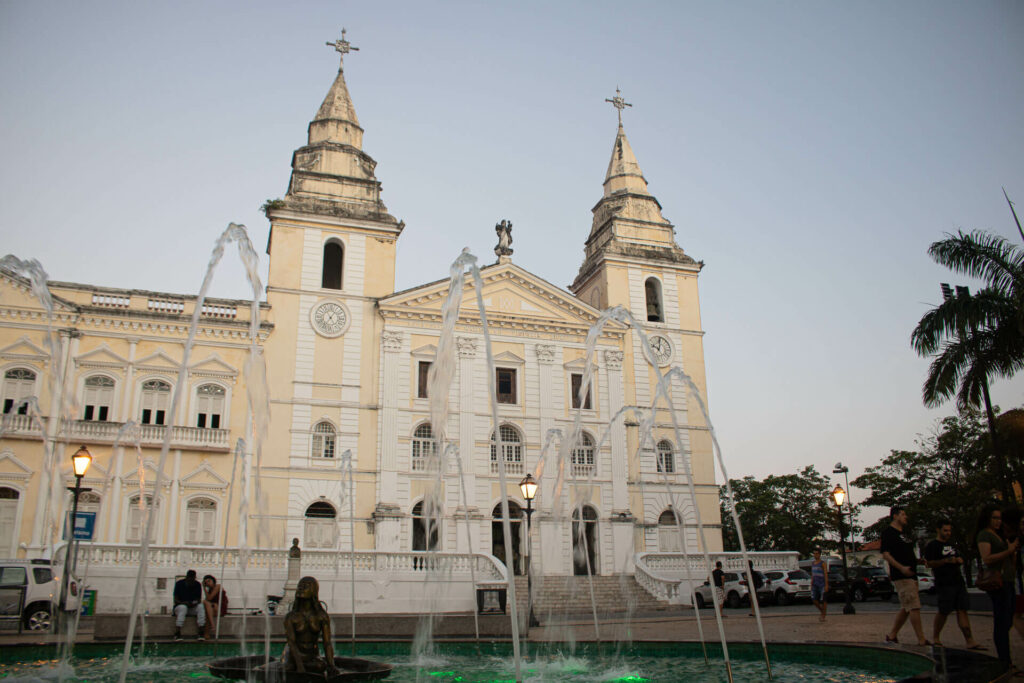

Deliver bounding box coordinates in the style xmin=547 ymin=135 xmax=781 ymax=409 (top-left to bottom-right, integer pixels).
xmin=604 ymin=349 xmax=634 ymax=573
xmin=456 ymin=336 xmax=478 ymax=549
xmin=379 ymin=330 xmax=402 ymax=500
xmin=167 ymin=450 xmax=182 ymax=544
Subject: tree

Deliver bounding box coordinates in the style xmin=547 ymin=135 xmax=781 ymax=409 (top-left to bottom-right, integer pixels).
xmin=912 ymin=230 xmax=1024 ymax=493
xmin=720 ymin=465 xmax=850 ymax=557
xmin=852 ymin=407 xmax=997 ymax=584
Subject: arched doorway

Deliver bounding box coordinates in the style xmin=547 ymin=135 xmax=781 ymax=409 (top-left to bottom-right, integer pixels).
xmin=411 ymin=499 xmax=440 ymax=570
xmin=658 ymin=508 xmax=681 ymax=552
xmin=491 ymin=502 xmax=524 ymax=575
xmin=572 ymin=505 xmax=598 ymax=576
xmin=304 ymin=501 xmax=337 ymax=549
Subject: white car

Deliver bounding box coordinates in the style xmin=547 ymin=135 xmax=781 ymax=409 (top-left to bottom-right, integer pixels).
xmin=0 ymin=558 xmax=81 ymax=630
xmin=693 ymin=571 xmax=749 ymax=609
xmin=763 ymin=569 xmax=812 ymax=605
xmin=917 ymin=573 xmax=935 ymax=594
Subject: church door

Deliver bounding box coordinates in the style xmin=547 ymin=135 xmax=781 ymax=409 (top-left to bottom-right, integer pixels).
xmin=491 ymin=502 xmax=524 ymax=575
xmin=572 ymin=505 xmax=598 ymax=576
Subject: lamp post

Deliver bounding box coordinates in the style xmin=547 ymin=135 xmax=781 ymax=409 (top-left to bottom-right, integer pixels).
xmin=58 ymin=445 xmax=92 ymax=633
xmin=519 ymin=473 xmax=539 ymax=628
xmin=832 ymin=462 xmax=856 ymax=553
xmin=831 ymin=484 xmax=855 ymax=615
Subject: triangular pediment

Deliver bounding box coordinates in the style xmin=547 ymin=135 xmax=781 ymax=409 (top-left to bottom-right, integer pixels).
xmin=61 ymin=459 xmax=108 ymax=487
xmin=189 ymin=353 xmax=237 ymax=379
xmin=563 ymin=357 xmax=599 ymax=372
xmin=493 ymin=351 xmax=525 ymax=365
xmin=0 ymin=450 xmax=33 ymax=482
xmin=411 ymin=344 xmax=437 ymax=358
xmin=181 ymin=462 xmax=229 ymax=490
xmin=380 ymin=263 xmax=625 ymax=336
xmin=122 ymin=459 xmax=170 ymax=488
xmin=135 ymin=349 xmax=181 ymax=372
xmin=76 ymin=343 xmax=128 ymax=368
xmin=0 ymin=336 xmax=50 ymax=363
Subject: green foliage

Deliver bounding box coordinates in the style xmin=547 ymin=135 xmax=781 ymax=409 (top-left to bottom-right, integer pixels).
xmin=261 ymin=198 xmax=286 ymax=215
xmin=852 ymin=406 xmax=999 ymax=583
xmin=719 ymin=465 xmax=850 ymax=558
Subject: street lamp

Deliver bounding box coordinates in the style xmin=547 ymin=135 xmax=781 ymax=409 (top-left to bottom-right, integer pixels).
xmin=59 ymin=445 xmax=92 ymax=632
xmin=833 ymin=462 xmax=856 ymax=552
xmin=519 ymin=473 xmax=539 ymax=628
xmin=830 ymin=484 xmax=855 ymax=615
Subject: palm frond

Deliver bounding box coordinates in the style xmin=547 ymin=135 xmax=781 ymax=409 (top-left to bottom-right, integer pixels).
xmin=928 ymin=230 xmax=1024 ymax=296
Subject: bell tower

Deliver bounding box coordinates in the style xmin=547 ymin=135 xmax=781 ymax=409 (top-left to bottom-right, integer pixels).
xmin=262 ymin=30 xmax=402 ymax=548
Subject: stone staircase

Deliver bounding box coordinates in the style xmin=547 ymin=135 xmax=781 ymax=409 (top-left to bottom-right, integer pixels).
xmin=511 ymin=574 xmax=682 ymax=620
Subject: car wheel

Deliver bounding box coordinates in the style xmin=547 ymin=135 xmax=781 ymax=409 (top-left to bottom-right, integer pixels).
xmin=852 ymin=587 xmax=866 ymax=602
xmin=25 ymin=605 xmax=51 ymax=631
xmin=775 ymin=589 xmax=790 ymax=606
xmin=727 ymin=591 xmax=741 ymax=609
xmin=695 ymin=593 xmax=705 ymax=609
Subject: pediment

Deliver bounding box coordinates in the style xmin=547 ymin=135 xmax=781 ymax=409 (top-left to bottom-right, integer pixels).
xmin=410 ymin=344 xmax=437 ymax=358
xmin=61 ymin=459 xmax=108 ymax=486
xmin=0 ymin=270 xmax=77 ymax=312
xmin=380 ymin=263 xmax=624 ymax=336
xmin=493 ymin=351 xmax=525 ymax=365
xmin=122 ymin=459 xmax=170 ymax=488
xmin=189 ymin=353 xmax=237 ymax=379
xmin=76 ymin=343 xmax=128 ymax=368
xmin=563 ymin=357 xmax=598 ymax=372
xmin=135 ymin=349 xmax=181 ymax=373
xmin=0 ymin=336 xmax=50 ymax=364
xmin=181 ymin=462 xmax=229 ymax=490
xmin=0 ymin=450 xmax=33 ymax=482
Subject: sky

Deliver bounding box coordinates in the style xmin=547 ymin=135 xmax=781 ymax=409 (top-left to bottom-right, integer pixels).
xmin=2 ymin=1 xmax=1023 ymax=526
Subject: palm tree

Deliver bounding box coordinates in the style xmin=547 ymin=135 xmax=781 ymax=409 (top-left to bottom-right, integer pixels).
xmin=911 ymin=230 xmax=1024 ymax=493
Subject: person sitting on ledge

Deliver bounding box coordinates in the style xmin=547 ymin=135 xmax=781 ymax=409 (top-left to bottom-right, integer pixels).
xmin=202 ymin=574 xmax=229 ymax=639
xmin=283 ymin=576 xmax=338 ymax=676
xmin=172 ymin=569 xmax=206 ymax=641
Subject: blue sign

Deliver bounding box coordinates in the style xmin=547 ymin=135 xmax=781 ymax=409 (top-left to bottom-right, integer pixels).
xmin=63 ymin=511 xmax=96 ymax=541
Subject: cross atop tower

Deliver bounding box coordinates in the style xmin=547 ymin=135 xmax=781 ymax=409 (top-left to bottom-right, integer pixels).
xmin=605 ymin=87 xmax=632 ymax=125
xmin=326 ymin=28 xmax=359 ymax=68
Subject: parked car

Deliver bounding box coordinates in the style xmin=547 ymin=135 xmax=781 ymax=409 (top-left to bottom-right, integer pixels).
xmin=0 ymin=558 xmax=80 ymax=630
xmin=694 ymin=571 xmax=749 ymax=609
xmin=740 ymin=570 xmax=773 ymax=606
xmin=847 ymin=566 xmax=895 ymax=602
xmin=917 ymin=572 xmax=935 ymax=594
xmin=763 ymin=569 xmax=811 ymax=605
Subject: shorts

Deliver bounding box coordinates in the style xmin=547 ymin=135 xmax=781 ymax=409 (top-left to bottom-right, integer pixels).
xmin=936 ymin=583 xmax=969 ymax=615
xmin=811 ymin=583 xmax=826 ymax=602
xmin=894 ymin=578 xmax=921 ymax=611
xmin=713 ymin=587 xmax=725 ymax=605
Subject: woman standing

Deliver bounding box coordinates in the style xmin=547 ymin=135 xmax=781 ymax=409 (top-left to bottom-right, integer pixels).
xmin=976 ymin=504 xmax=1020 ymax=670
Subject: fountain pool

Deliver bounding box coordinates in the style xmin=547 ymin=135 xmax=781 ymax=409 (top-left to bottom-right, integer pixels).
xmin=0 ymin=641 xmax=931 ymax=682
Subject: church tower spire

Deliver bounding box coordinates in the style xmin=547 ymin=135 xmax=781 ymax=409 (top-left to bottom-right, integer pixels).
xmin=570 ymin=90 xmax=700 ymax=310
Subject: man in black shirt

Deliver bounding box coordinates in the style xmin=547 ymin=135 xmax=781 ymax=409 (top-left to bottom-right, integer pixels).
xmin=924 ymin=518 xmax=983 ymax=649
xmin=712 ymin=561 xmax=726 ymax=612
xmin=172 ymin=569 xmax=206 ymax=641
xmin=881 ymin=506 xmax=929 ymax=646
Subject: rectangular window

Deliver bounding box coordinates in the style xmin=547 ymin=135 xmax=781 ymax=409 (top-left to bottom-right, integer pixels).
xmin=496 ymin=368 xmax=517 ymax=404
xmin=570 ymin=373 xmax=592 ymax=410
xmin=417 ymin=361 xmax=431 ymax=399
xmin=83 ymin=403 xmax=108 ymax=421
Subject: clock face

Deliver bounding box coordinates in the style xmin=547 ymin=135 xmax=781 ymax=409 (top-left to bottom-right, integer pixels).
xmin=310 ymin=300 xmax=350 ymax=338
xmin=646 ymin=334 xmax=673 ymax=366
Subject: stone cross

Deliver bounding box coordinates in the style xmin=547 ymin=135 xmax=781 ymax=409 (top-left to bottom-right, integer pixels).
xmin=605 ymin=87 xmax=632 ymax=125
xmin=326 ymin=28 xmax=359 ymax=68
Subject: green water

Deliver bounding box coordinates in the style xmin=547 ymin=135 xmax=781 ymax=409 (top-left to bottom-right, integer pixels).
xmin=0 ymin=642 xmax=929 ymax=682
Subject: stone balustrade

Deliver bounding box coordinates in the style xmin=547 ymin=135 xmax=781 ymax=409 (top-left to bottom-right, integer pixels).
xmin=59 ymin=419 xmax=231 ymax=450
xmin=633 ymin=550 xmax=799 ymax=605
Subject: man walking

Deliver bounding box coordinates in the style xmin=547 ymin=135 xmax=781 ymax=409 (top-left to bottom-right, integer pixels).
xmin=882 ymin=506 xmax=929 ymax=646
xmin=810 ymin=547 xmax=829 ymax=622
xmin=925 ymin=519 xmax=984 ymax=649
xmin=712 ymin=561 xmax=726 ymax=615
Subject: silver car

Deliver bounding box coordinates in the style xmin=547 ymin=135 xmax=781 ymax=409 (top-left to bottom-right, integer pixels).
xmin=763 ymin=569 xmax=811 ymax=605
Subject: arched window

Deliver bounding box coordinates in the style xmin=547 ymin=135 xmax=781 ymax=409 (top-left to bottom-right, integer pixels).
xmin=311 ymin=422 xmax=336 ymax=458
xmin=83 ymin=376 xmax=115 ymax=421
xmin=411 ymin=423 xmax=437 ymax=471
xmin=304 ymin=501 xmax=337 ymax=549
xmin=126 ymin=495 xmax=159 ymax=543
xmin=321 ymin=241 xmax=344 ymax=290
xmin=195 ymin=384 xmax=225 ymax=429
xmin=656 ymin=440 xmax=675 ymax=474
xmin=0 ymin=487 xmax=20 ymax=555
xmin=572 ymin=505 xmax=599 ymax=575
xmin=658 ymin=508 xmax=681 ymax=552
xmin=645 ymin=278 xmax=663 ymax=323
xmin=411 ymin=499 xmax=440 ymax=559
xmin=185 ymin=497 xmax=217 ymax=546
xmin=490 ymin=425 xmax=523 ymax=475
xmin=571 ymin=432 xmax=596 ymax=476
xmin=2 ymin=368 xmax=36 ymax=415
xmin=140 ymin=380 xmax=170 ymax=425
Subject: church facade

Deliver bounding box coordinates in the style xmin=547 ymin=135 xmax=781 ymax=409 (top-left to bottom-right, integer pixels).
xmin=0 ymin=36 xmax=721 ymax=609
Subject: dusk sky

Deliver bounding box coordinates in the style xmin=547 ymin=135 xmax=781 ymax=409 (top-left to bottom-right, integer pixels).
xmin=2 ymin=2 xmax=1022 ymax=524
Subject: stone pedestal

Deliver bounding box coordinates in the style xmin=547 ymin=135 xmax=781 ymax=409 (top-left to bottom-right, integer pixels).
xmin=280 ymin=539 xmax=302 ymax=608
